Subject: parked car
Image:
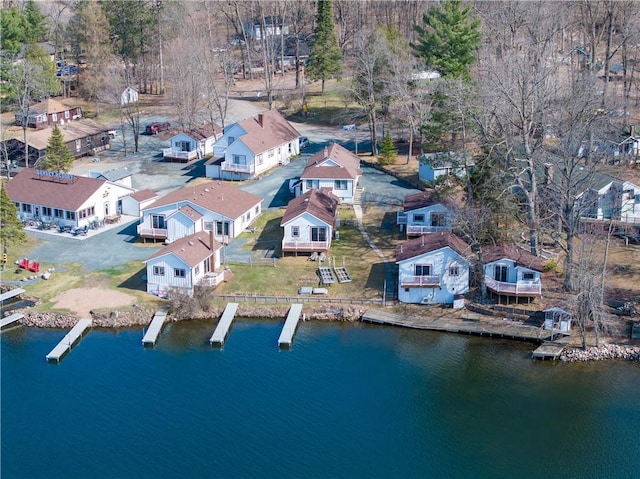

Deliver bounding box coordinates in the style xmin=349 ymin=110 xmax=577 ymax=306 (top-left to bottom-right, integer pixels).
xmin=299 ymin=136 xmax=309 ymax=149
xmin=107 ymin=130 xmax=118 ymax=138
xmin=145 ymin=122 xmax=171 ymax=135
xmin=56 ymin=65 xmax=77 ymax=76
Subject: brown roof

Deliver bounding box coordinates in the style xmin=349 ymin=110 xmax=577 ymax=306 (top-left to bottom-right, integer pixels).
xmin=280 ymin=189 xmax=338 ymax=226
xmin=396 ymin=232 xmax=473 ymax=262
xmin=482 ymin=244 xmax=545 ymax=272
xmin=172 ymin=204 xmax=203 ymax=221
xmin=147 ymin=231 xmax=221 ymax=267
xmin=301 ymin=143 xmax=361 ymax=180
xmin=28 ymin=98 xmax=74 ymax=115
xmin=13 ymin=119 xmax=107 ymax=151
xmin=129 ymin=189 xmax=157 ymax=202
xmin=238 ymin=110 xmax=300 ymax=155
xmin=185 ymin=124 xmax=222 ymax=141
xmin=403 ymin=191 xmax=443 ymax=212
xmin=5 ymin=168 xmax=105 ymax=211
xmin=144 ymin=180 xmax=262 ymax=219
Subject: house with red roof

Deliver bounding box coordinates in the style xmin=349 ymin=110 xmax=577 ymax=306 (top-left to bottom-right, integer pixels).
xmin=397 ymin=191 xmax=452 ymax=237
xmin=144 ymin=230 xmax=228 ymax=295
xmin=163 ymin=123 xmax=222 ymax=162
xmin=482 ymin=244 xmax=544 ymax=304
xmin=206 ymin=110 xmax=300 ymax=180
xmin=280 ymin=188 xmax=338 ymax=256
xmin=137 ymin=180 xmax=262 ymax=243
xmin=396 ymin=232 xmax=473 ymax=305
xmin=297 ymin=143 xmax=361 ymax=204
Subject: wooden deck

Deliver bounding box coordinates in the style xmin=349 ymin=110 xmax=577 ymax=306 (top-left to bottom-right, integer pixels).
xmin=531 ymin=342 xmax=567 ymax=360
xmin=0 ymin=288 xmax=26 ymax=302
xmin=209 ymin=303 xmax=239 ymax=346
xmin=46 ymin=319 xmax=92 ymax=362
xmin=142 ymin=307 xmax=169 ymax=346
xmin=278 ymin=304 xmax=303 ymax=348
xmin=0 ymin=313 xmax=24 ymax=330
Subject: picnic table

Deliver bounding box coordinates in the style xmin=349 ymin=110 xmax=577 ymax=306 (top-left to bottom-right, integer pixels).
xmin=105 ymin=214 xmax=121 ymax=224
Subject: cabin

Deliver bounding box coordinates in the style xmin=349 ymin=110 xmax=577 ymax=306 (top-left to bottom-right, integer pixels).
xmin=482 ymin=244 xmax=544 ymax=304
xmin=418 ymin=152 xmax=473 ymax=183
xmin=297 ymin=143 xmax=362 ymax=204
xmin=396 ymin=233 xmax=472 ymax=305
xmin=120 ymin=189 xmax=158 ymax=217
xmin=14 ymin=99 xmax=82 ymax=130
xmin=4 ymin=168 xmax=135 ymax=229
xmin=576 ymin=177 xmax=640 ymax=224
xmin=144 ymin=231 xmax=227 ymax=296
xmin=137 ymin=181 xmax=262 ymax=243
xmin=120 ymin=87 xmax=139 ymax=106
xmin=280 ymin=188 xmax=338 ymax=256
xmin=163 ymin=124 xmax=222 ymax=163
xmin=206 ymin=110 xmax=300 ymax=181
xmin=396 ymin=191 xmax=452 ymax=237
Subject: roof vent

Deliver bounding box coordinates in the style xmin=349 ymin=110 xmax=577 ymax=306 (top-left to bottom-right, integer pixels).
xmin=188 ymin=241 xmax=194 ymax=246
xmin=204 ymin=188 xmax=210 ymax=192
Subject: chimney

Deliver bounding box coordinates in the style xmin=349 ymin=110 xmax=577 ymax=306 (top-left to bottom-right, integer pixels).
xmin=400 ymin=244 xmax=403 ymax=254
xmin=544 ymin=163 xmax=553 ymax=186
xmin=421 ymin=235 xmax=425 ymax=246
xmin=324 ymin=146 xmax=328 ymax=158
xmin=209 ymin=228 xmax=215 ymax=253
xmin=257 ymin=113 xmax=264 ymax=127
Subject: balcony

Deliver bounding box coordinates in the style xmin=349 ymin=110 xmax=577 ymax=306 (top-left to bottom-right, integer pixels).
xmin=399 ymin=275 xmax=441 ymax=288
xmin=221 ymin=161 xmax=255 ymax=174
xmin=485 ymin=276 xmax=542 ymax=296
xmin=163 ymin=148 xmax=197 ymax=162
xmin=406 ymin=225 xmax=452 ymax=236
xmin=198 ymin=269 xmax=229 ymax=288
xmin=137 ymin=224 xmax=168 ymax=241
xmin=281 ymin=240 xmax=330 ymax=253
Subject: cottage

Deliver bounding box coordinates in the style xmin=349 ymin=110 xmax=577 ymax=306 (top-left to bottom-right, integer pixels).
xmin=5 ymin=168 xmax=134 ymax=229
xmin=144 ymin=230 xmax=227 ymax=296
xmin=482 ymin=244 xmax=544 ymax=304
xmin=137 ymin=181 xmax=262 ymax=243
xmin=206 ymin=110 xmax=300 ymax=181
xmin=120 ymin=87 xmax=139 ymax=106
xmin=576 ymin=176 xmax=640 ymax=224
xmin=14 ymin=98 xmax=82 ymax=130
xmin=2 ymin=119 xmax=110 ymax=167
xmin=298 ymin=143 xmax=362 ymax=203
xmin=163 ymin=124 xmax=222 ymax=163
xmin=120 ymin=189 xmax=158 ymax=217
xmin=280 ymin=188 xmax=338 ymax=256
xmin=396 ymin=191 xmax=452 ymax=236
xmin=396 ymin=232 xmax=472 ymax=305
xmin=418 ymin=152 xmax=473 ymax=182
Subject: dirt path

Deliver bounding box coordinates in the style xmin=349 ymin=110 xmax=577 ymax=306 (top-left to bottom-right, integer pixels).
xmin=51 ymin=287 xmax=136 ymax=317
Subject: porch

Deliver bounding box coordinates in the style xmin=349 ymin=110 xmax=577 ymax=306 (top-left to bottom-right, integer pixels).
xmin=221 ymin=161 xmax=255 ymax=174
xmin=162 ymin=148 xmax=198 ymax=163
xmin=399 ymin=275 xmax=441 ymax=288
xmin=281 ymin=240 xmax=330 ymax=255
xmin=406 ymin=225 xmax=452 ymax=236
xmin=198 ymin=268 xmax=232 ymax=288
xmin=137 ymin=225 xmax=168 ymax=242
xmin=485 ymin=276 xmax=541 ymax=303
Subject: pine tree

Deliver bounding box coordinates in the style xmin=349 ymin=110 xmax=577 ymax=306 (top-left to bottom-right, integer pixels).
xmin=0 ymin=181 xmax=26 ymax=248
xmin=41 ymin=125 xmax=75 ymax=172
xmin=306 ymin=0 xmax=343 ymax=95
xmin=411 ymin=0 xmax=481 ymax=80
xmin=24 ymin=0 xmax=49 ymax=43
xmin=378 ymin=133 xmax=398 ymax=165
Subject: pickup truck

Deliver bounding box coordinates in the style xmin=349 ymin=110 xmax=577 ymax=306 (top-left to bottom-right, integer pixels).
xmin=145 ymin=122 xmax=171 ymax=135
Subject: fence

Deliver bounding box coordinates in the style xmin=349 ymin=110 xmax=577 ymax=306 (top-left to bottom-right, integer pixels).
xmin=213 ymin=293 xmax=384 ymax=305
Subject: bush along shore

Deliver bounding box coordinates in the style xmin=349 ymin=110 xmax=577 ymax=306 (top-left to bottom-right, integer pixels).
xmin=560 ymin=343 xmax=640 ymax=362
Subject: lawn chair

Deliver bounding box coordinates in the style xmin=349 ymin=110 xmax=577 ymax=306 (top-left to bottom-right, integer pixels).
xmin=18 ymin=258 xmax=29 ymax=269
xmin=28 ymin=261 xmax=39 ymax=273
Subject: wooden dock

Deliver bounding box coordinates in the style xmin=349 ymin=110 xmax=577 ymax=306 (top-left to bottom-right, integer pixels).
xmin=0 ymin=313 xmax=24 ymax=330
xmin=0 ymin=288 xmax=26 ymax=303
xmin=278 ymin=304 xmax=303 ymax=348
xmin=210 ymin=302 xmax=239 ymax=346
xmin=45 ymin=319 xmax=92 ymax=362
xmin=531 ymin=342 xmax=566 ymax=360
xmin=142 ymin=307 xmax=169 ymax=346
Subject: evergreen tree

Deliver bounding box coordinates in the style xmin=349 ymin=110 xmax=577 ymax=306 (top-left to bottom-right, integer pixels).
xmin=41 ymin=125 xmax=74 ymax=172
xmin=0 ymin=181 xmax=26 ymax=248
xmin=412 ymin=0 xmax=481 ymax=80
xmin=24 ymin=0 xmax=49 ymax=43
xmin=306 ymin=0 xmax=343 ymax=95
xmin=378 ymin=133 xmax=398 ymax=165
xmin=0 ymin=7 xmax=27 ymax=56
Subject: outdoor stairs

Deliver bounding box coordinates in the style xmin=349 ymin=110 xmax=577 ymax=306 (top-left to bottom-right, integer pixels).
xmin=353 ymin=187 xmax=365 ymax=205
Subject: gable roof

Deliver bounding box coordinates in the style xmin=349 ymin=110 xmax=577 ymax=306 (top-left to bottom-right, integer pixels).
xmin=11 ymin=119 xmax=107 ymax=151
xmin=236 ymin=110 xmax=300 ymax=155
xmin=5 ymin=168 xmax=105 ymax=211
xmin=182 ymin=124 xmax=223 ymax=141
xmin=93 ymin=167 xmax=131 ymax=182
xmin=403 ymin=191 xmax=445 ymax=212
xmin=144 ymin=180 xmax=262 ymax=219
xmin=128 ymin=189 xmax=157 ymax=202
xmin=396 ymin=232 xmax=472 ymax=263
xmin=301 ymin=143 xmax=361 ymax=180
xmin=147 ymin=231 xmax=221 ymax=267
xmin=169 ymin=205 xmax=203 ymax=221
xmin=482 ymin=244 xmax=545 ymax=272
xmin=281 ymin=188 xmax=338 ymax=226
xmin=25 ymin=98 xmax=74 ymax=115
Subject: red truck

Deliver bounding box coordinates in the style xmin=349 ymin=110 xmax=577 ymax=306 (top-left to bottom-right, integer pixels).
xmin=145 ymin=122 xmax=171 ymax=135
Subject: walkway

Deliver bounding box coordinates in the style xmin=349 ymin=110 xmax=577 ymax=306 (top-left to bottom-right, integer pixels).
xmin=45 ymin=319 xmax=92 ymax=362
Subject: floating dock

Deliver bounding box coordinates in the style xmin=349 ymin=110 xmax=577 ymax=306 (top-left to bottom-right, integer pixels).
xmin=0 ymin=313 xmax=24 ymax=330
xmin=142 ymin=307 xmax=169 ymax=346
xmin=531 ymin=342 xmax=566 ymax=360
xmin=210 ymin=302 xmax=239 ymax=346
xmin=45 ymin=319 xmax=92 ymax=362
xmin=0 ymin=288 xmax=26 ymax=303
xmin=278 ymin=304 xmax=303 ymax=348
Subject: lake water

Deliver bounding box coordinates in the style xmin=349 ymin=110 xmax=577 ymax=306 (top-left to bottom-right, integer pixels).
xmin=2 ymin=319 xmax=639 ymax=479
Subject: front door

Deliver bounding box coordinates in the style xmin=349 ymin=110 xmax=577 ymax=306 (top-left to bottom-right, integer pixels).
xmin=311 ymin=227 xmax=326 ymax=242
xmin=104 ymin=202 xmax=109 ymax=216
xmin=494 ymin=265 xmax=508 ymax=282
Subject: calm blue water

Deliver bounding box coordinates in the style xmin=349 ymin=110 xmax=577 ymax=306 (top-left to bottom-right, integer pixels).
xmin=2 ymin=320 xmax=639 ymax=479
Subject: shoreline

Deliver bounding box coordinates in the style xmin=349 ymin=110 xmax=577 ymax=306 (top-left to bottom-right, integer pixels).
xmin=13 ymin=305 xmax=640 ymax=362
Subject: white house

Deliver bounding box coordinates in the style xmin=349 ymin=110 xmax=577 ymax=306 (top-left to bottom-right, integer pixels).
xmin=576 ymin=177 xmax=640 ymax=224
xmin=483 ymin=244 xmax=544 ymax=304
xmin=5 ymin=168 xmax=134 ymax=229
xmin=206 ymin=110 xmax=300 ymax=181
xmin=137 ymin=180 xmax=263 ymax=243
xmin=418 ymin=152 xmax=474 ymax=182
xmin=163 ymin=124 xmax=222 ymax=163
xmin=120 ymin=189 xmax=158 ymax=217
xmin=89 ymin=167 xmax=133 ymax=188
xmin=144 ymin=230 xmax=227 ymax=296
xmin=120 ymin=87 xmax=139 ymax=105
xmin=396 ymin=232 xmax=472 ymax=305
xmin=297 ymin=143 xmax=361 ymax=203
xmin=396 ymin=191 xmax=452 ymax=237
xmin=280 ymin=188 xmax=338 ymax=256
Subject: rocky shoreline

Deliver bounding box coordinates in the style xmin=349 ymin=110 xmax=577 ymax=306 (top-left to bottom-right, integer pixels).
xmin=560 ymin=343 xmax=640 ymax=362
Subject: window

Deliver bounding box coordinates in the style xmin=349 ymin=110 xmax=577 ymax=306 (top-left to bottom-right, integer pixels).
xmin=204 ymin=221 xmax=214 ymax=231
xmin=228 ymin=136 xmax=235 ymax=145
xmin=153 ymin=266 xmax=165 ymax=276
xmin=311 ymin=227 xmax=326 ymax=242
xmin=522 ymin=272 xmax=535 ymax=281
xmin=151 ymin=215 xmax=166 ymax=229
xmin=216 ymin=221 xmax=229 ymax=236
xmin=268 ymin=149 xmax=274 ymax=158
xmin=232 ymin=154 xmax=246 ymax=164
xmin=22 ymin=204 xmax=32 ymax=213
xmin=66 ymin=211 xmax=76 ymax=220
xmin=86 ymin=136 xmax=92 ymax=148
xmin=64 ymin=110 xmax=70 ymax=119
xmin=335 ymin=180 xmax=348 ymax=190
xmin=449 ymin=264 xmax=460 ymax=276
xmin=431 ymin=212 xmax=446 ymax=227
xmin=204 ymin=257 xmax=211 ymax=273
xmin=494 ymin=264 xmax=508 ymax=282
xmin=194 ymin=265 xmax=200 ymax=276
xmin=306 ymin=179 xmax=319 ymax=190
xmin=54 ymin=209 xmax=64 ymax=218
xmin=174 ymin=268 xmax=186 ymax=278
xmin=635 ymin=194 xmax=640 ymax=203
xmin=255 ymin=206 xmax=259 ymax=215
xmin=75 ymin=139 xmax=81 ymax=151
xmin=41 ymin=207 xmax=52 ymax=217
xmin=178 ymin=141 xmax=191 ymax=152
xmin=414 ymin=264 xmax=431 ymax=276
xmin=292 ymin=226 xmax=299 ymax=237
xmin=52 ymin=113 xmax=57 ymax=122
xmin=413 ymin=214 xmax=425 ymax=223
xmin=257 ymin=154 xmax=263 ymax=166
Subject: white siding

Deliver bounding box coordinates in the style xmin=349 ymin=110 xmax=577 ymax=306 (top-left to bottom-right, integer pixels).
xmin=282 ymin=212 xmax=332 ymax=245
xmin=146 ymin=255 xmax=192 ymax=293
xmin=300 ymin=178 xmax=354 ymax=203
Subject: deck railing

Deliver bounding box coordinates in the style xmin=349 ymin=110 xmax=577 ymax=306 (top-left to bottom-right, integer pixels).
xmin=399 ymin=275 xmax=441 ymax=288
xmin=162 ymin=148 xmax=197 ymax=160
xmin=281 ymin=240 xmax=330 ymax=251
xmin=137 ymin=225 xmax=168 ymax=239
xmin=221 ymin=161 xmax=255 ymax=174
xmin=406 ymin=225 xmax=452 ymax=236
xmin=485 ymin=276 xmax=542 ymax=295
